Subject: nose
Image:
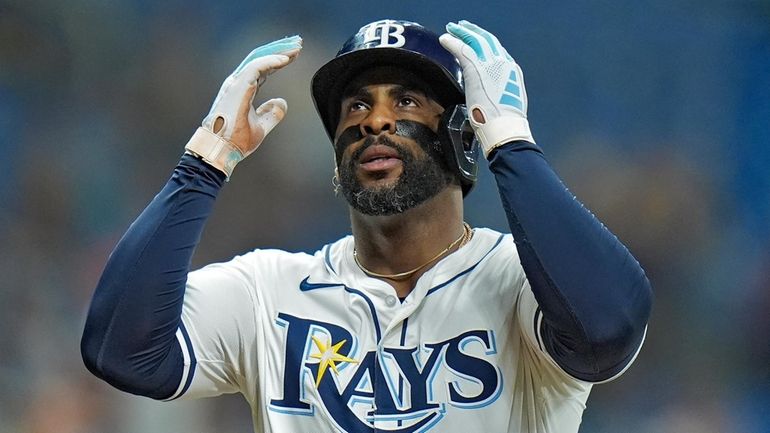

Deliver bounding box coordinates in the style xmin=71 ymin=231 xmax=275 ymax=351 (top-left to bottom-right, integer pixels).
xmin=359 ymin=103 xmax=397 ymax=137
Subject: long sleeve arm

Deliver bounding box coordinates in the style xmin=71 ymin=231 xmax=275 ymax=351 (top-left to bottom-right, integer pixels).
xmin=81 ymin=154 xmax=225 ymax=399
xmin=489 ymin=141 xmax=652 ymax=382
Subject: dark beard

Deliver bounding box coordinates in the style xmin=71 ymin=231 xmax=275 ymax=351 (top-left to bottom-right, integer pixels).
xmin=337 ymin=127 xmax=455 ymax=216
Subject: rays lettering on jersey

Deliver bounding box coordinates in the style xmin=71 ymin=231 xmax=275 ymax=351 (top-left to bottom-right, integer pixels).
xmin=269 ymin=313 xmax=502 ymax=432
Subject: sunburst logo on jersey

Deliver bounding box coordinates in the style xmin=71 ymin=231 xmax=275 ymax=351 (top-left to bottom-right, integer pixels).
xmin=309 ymin=335 xmax=358 ymax=387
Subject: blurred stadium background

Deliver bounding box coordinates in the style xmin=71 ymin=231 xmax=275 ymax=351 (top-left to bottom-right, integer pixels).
xmin=1 ymin=0 xmax=769 ymax=432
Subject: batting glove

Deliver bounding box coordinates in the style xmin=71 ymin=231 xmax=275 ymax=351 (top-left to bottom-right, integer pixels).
xmin=185 ymin=36 xmax=302 ymax=179
xmin=439 ymin=21 xmax=534 ymax=158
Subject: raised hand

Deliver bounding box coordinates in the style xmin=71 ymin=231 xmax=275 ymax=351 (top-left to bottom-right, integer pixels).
xmin=440 ymin=21 xmax=534 ymax=157
xmin=185 ymin=36 xmax=302 ymax=178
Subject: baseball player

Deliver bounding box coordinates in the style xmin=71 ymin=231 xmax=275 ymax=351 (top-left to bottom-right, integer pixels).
xmin=82 ymin=20 xmax=652 ymax=433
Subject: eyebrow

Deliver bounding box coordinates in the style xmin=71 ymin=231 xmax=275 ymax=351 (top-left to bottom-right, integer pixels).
xmin=342 ymin=85 xmax=427 ymax=102
xmin=343 ymin=87 xmax=373 ymax=102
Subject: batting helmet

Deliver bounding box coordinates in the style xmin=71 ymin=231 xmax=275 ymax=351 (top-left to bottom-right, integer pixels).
xmin=311 ymin=19 xmax=479 ymax=195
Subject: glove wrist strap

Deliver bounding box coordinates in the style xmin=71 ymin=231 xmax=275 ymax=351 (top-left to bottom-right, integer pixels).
xmin=184 ymin=127 xmax=244 ymax=180
xmin=472 ymin=114 xmax=536 ymax=158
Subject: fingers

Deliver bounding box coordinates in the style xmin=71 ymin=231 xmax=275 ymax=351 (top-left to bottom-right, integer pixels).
xmin=234 ymin=35 xmax=303 ymax=88
xmin=250 ymin=98 xmax=287 ymax=151
xmin=255 ymin=98 xmax=287 ymax=134
xmin=233 ymin=35 xmax=303 ymax=75
xmin=457 ymin=20 xmax=502 ymax=58
xmin=439 ymin=33 xmax=477 ymax=67
xmin=241 ymin=54 xmax=292 ymax=86
xmin=444 ymin=21 xmax=513 ymax=62
xmin=445 ymin=22 xmax=489 ymax=61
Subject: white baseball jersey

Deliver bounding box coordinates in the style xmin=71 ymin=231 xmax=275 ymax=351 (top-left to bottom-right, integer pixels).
xmin=171 ymin=228 xmax=597 ymax=432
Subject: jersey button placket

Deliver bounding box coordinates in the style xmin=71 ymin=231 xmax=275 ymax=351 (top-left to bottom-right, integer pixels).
xmin=385 ymin=295 xmax=398 ymax=307
xmin=374 ymin=292 xmax=407 ymax=431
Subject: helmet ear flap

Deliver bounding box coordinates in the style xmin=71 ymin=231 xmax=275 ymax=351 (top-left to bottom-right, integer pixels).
xmin=438 ymin=105 xmax=479 ymax=195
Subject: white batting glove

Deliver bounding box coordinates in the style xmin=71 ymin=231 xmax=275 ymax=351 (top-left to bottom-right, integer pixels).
xmin=439 ymin=21 xmax=534 ymax=158
xmin=185 ymin=35 xmax=302 ymax=179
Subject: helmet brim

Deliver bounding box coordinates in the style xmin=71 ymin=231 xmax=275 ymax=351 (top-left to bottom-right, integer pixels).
xmin=311 ymin=47 xmax=465 ymax=143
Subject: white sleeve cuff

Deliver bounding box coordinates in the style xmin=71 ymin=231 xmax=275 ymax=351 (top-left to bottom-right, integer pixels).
xmin=184 ymin=127 xmax=244 ymax=179
xmin=470 ymin=111 xmax=535 ymax=158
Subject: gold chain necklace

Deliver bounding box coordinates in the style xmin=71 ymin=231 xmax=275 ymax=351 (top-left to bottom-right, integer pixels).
xmin=353 ymin=223 xmax=472 ymax=281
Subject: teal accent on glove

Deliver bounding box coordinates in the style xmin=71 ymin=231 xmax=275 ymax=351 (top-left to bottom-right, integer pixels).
xmin=234 ymin=35 xmax=302 ymax=74
xmin=500 ymin=70 xmax=523 ymax=109
xmin=458 ymin=20 xmax=500 ymax=57
xmin=446 ymin=22 xmax=486 ymax=61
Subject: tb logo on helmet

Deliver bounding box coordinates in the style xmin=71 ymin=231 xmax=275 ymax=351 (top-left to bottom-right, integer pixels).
xmin=361 ymin=20 xmax=406 ymax=48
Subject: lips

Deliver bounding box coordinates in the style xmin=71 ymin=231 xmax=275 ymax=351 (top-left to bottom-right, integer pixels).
xmin=358 ymin=144 xmax=403 ymax=172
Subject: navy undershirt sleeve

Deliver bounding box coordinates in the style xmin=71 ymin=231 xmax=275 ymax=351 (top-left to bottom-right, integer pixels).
xmin=81 ymin=154 xmax=225 ymax=399
xmin=489 ymin=141 xmax=652 ymax=382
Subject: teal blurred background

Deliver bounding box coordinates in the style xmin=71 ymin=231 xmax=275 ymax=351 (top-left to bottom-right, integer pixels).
xmin=1 ymin=0 xmax=769 ymax=432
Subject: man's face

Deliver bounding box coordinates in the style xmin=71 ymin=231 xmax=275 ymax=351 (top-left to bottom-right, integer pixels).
xmin=333 ymin=70 xmax=456 ymax=216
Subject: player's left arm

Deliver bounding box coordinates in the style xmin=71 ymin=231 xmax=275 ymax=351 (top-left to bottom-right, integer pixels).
xmin=441 ymin=21 xmax=652 ymax=383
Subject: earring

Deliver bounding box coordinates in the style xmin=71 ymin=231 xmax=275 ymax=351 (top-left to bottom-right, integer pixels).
xmin=332 ymin=167 xmax=341 ymax=196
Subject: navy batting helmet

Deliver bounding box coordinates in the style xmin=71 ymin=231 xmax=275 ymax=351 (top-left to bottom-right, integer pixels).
xmin=311 ymin=19 xmax=479 ymax=195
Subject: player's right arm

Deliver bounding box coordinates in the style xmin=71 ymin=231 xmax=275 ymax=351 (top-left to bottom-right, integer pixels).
xmin=80 ymin=36 xmax=302 ymax=400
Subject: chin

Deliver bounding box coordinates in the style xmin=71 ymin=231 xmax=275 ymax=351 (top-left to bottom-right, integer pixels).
xmin=356 ymin=169 xmax=403 ymax=187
